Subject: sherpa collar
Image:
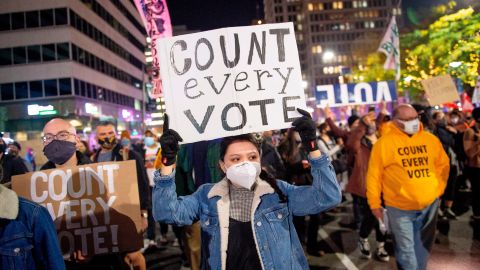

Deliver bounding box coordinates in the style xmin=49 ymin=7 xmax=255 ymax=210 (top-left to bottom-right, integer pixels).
xmin=207 ymin=177 xmax=275 ymax=270
xmin=207 ymin=177 xmax=275 ymax=199
xmin=0 ymin=185 xmax=19 ymax=220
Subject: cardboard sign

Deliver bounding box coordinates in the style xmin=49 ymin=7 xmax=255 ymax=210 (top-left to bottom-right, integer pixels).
xmin=157 ymin=22 xmax=306 ymax=143
xmin=12 ymin=161 xmax=143 ymax=257
xmin=315 ymin=81 xmax=397 ymax=107
xmin=421 ymin=75 xmax=459 ymax=106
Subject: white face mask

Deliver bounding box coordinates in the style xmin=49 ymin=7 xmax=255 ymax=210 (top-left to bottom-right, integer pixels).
xmin=226 ymin=161 xmax=261 ymax=190
xmin=398 ymin=119 xmax=420 ymax=135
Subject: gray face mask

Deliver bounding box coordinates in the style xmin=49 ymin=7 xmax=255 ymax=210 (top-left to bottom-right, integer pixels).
xmin=43 ymin=140 xmax=76 ymax=165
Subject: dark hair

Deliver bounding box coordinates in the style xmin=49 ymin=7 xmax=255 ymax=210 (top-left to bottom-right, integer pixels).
xmin=277 ymin=129 xmax=300 ymax=165
xmin=473 ymin=107 xmax=480 ymax=122
xmin=144 ymin=130 xmax=154 ymax=137
xmin=432 ymin=111 xmax=443 ymax=121
xmin=318 ymin=123 xmax=329 ymax=133
xmin=220 ymin=134 xmax=287 ymax=202
xmin=96 ymin=121 xmax=116 ymax=130
xmin=80 ymin=140 xmax=92 ymax=157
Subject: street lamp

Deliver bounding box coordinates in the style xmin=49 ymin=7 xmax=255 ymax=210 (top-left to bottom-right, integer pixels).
xmin=322 ymin=51 xmax=335 ymax=62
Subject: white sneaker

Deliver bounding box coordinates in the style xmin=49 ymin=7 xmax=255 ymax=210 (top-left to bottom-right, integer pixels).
xmin=358 ymin=238 xmax=371 ymax=259
xmin=148 ymin=239 xmax=158 ymax=247
xmin=172 ymin=238 xmax=180 ymax=247
xmin=375 ymin=242 xmax=390 ymax=262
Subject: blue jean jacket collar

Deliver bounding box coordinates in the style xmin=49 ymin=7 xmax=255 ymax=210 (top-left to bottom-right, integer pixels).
xmin=206 ymin=178 xmax=274 ymax=270
xmin=0 ymin=184 xmax=19 ymax=220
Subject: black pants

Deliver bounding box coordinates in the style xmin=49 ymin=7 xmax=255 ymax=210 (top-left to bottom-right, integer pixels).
xmin=353 ymin=195 xmax=386 ymax=242
xmin=466 ymin=167 xmax=480 ymax=217
xmin=147 ymin=208 xmax=169 ymax=240
xmin=442 ymin=165 xmax=458 ymax=202
xmin=147 ymin=201 xmax=168 ymax=241
xmin=307 ymin=214 xmax=320 ymax=252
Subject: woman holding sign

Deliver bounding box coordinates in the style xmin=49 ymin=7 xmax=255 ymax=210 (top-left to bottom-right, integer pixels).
xmin=153 ymin=111 xmax=341 ymax=270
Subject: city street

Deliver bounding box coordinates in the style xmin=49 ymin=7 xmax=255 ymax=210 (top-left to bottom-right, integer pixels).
xmin=151 ymin=197 xmax=480 ymax=270
xmin=307 ymin=199 xmax=480 ymax=270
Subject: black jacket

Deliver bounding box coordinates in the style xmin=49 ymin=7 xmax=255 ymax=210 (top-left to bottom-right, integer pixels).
xmin=1 ymin=154 xmax=29 ymax=184
xmin=92 ymin=144 xmax=151 ymax=210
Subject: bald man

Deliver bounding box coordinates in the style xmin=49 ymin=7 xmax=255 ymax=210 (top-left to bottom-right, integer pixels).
xmin=40 ymin=119 xmax=147 ymax=269
xmin=40 ymin=118 xmax=91 ymax=170
xmin=366 ymin=104 xmax=450 ymax=270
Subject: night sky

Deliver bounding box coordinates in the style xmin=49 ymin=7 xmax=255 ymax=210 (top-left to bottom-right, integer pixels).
xmin=166 ymin=0 xmax=473 ymax=31
xmin=167 ymin=0 xmax=264 ymax=31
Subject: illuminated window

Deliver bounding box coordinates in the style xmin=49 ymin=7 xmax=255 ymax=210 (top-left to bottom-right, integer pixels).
xmin=333 ymin=1 xmax=344 ymax=9
xmin=318 ymin=3 xmax=324 ymax=10
xmin=308 ymin=3 xmax=313 ymax=11
xmin=311 ymin=45 xmax=322 ymax=54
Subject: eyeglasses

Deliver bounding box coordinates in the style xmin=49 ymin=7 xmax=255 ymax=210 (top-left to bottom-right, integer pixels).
xmin=42 ymin=131 xmax=75 ymax=145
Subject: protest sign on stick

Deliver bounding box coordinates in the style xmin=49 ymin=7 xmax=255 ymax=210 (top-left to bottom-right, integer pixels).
xmin=157 ymin=22 xmax=306 ymax=143
xmin=421 ymin=75 xmax=460 ymax=106
xmin=12 ymin=160 xmax=143 ymax=257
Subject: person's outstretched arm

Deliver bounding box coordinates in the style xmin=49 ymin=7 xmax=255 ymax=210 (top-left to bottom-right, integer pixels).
xmin=152 ymin=115 xmax=201 ymax=225
xmin=281 ymin=109 xmax=341 ymax=216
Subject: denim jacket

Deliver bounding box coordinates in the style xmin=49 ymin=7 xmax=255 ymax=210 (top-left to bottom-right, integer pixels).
xmin=0 ymin=185 xmax=65 ymax=270
xmin=153 ymin=155 xmax=341 ymax=270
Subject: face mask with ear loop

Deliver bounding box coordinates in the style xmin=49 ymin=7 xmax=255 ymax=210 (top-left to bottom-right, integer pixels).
xmin=398 ymin=119 xmax=420 ymax=135
xmin=226 ymin=161 xmax=261 ymax=190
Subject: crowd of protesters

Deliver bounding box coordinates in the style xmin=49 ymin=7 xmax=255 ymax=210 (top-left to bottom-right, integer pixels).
xmin=0 ymin=103 xmax=479 ymax=270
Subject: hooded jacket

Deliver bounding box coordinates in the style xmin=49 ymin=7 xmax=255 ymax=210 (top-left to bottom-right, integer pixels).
xmin=463 ymin=125 xmax=480 ymax=168
xmin=366 ymin=123 xmax=450 ymax=211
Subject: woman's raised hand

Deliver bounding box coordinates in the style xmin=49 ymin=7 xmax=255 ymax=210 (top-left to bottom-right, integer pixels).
xmin=159 ymin=114 xmax=183 ymax=166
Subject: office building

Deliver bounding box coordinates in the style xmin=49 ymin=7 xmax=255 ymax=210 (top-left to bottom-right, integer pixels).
xmin=0 ymin=0 xmax=147 ymax=138
xmin=264 ymin=0 xmax=402 ymax=97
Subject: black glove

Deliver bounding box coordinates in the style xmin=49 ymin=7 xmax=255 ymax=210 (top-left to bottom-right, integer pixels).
xmin=292 ymin=108 xmax=319 ymax=152
xmin=159 ymin=114 xmax=183 ymax=166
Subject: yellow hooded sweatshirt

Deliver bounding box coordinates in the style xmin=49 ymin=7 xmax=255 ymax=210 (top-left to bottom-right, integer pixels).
xmin=366 ymin=123 xmax=450 ymax=211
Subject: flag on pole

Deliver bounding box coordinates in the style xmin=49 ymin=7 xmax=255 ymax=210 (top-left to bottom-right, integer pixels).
xmin=133 ymin=0 xmax=172 ymax=98
xmin=378 ymin=16 xmax=400 ymax=81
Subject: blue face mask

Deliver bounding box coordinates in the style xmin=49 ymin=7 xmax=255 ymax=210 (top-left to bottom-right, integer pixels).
xmin=120 ymin=138 xmax=130 ymax=147
xmin=144 ymin=137 xmax=155 ymax=147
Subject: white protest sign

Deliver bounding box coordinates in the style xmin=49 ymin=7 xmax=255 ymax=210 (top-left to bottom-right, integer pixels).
xmin=12 ymin=161 xmax=143 ymax=257
xmin=157 ymin=22 xmax=306 ymax=143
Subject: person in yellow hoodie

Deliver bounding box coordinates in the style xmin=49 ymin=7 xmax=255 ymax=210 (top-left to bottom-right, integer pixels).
xmin=366 ymin=104 xmax=450 ymax=270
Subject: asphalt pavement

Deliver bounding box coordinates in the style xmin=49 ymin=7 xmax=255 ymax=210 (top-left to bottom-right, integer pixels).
xmin=150 ymin=197 xmax=480 ymax=270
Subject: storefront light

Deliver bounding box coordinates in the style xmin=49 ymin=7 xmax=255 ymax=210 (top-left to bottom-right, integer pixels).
xmin=28 ymin=104 xmax=57 ymax=116
xmin=122 ymin=109 xmax=131 ymax=119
